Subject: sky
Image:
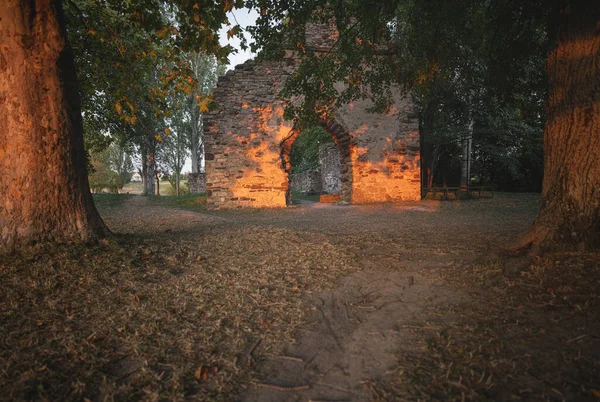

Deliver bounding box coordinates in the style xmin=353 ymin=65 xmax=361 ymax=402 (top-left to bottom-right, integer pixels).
xmin=182 ymin=8 xmax=258 ymax=173
xmin=219 ymin=8 xmax=260 ymax=71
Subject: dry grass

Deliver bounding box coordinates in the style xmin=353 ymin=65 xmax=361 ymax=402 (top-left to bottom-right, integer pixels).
xmin=0 ymin=227 xmax=357 ymax=401
xmin=376 ymin=252 xmax=600 ymax=401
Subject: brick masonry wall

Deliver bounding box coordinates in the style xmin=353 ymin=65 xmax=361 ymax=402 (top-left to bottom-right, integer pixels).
xmin=204 ymin=24 xmax=420 ymax=209
xmin=187 ymin=173 xmax=206 ymax=194
xmin=204 ymin=59 xmax=296 ymax=209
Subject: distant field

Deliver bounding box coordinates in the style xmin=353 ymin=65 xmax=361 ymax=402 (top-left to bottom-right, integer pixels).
xmin=121 ymin=180 xmax=188 ymax=196
xmin=93 ymin=193 xmax=207 ymax=212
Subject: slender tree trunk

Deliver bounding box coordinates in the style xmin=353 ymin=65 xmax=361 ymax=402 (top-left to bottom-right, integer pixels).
xmin=520 ymin=1 xmax=599 ymax=251
xmin=460 ymin=119 xmax=474 ymax=191
xmin=139 ymin=148 xmax=148 ymax=194
xmin=176 ymin=171 xmax=180 ymax=196
xmin=155 ymin=171 xmax=160 ymax=196
xmin=0 ymin=0 xmax=108 ymax=252
xmin=190 ymin=93 xmax=200 ymax=174
xmin=144 ymin=144 xmax=156 ymax=196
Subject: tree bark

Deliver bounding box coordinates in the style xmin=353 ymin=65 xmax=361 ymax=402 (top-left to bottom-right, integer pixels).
xmin=143 ymin=141 xmax=156 ymax=196
xmin=522 ymin=0 xmax=599 ymax=251
xmin=140 ymin=147 xmax=148 ymax=194
xmin=0 ymin=0 xmax=108 ymax=252
xmin=155 ymin=170 xmax=160 ymax=196
xmin=190 ymin=93 xmax=200 ymax=174
xmin=460 ymin=119 xmax=474 ymax=192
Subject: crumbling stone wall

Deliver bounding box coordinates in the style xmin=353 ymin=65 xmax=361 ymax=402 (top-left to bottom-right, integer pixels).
xmin=290 ymin=170 xmax=322 ymax=194
xmin=187 ymin=173 xmax=206 ymax=194
xmin=204 ymin=59 xmax=295 ymax=208
xmin=204 ymin=24 xmax=420 ymax=209
xmin=319 ymin=143 xmax=341 ymax=194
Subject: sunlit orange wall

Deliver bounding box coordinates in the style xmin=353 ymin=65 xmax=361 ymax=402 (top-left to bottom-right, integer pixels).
xmin=340 ymin=100 xmax=421 ymax=203
xmin=204 ymin=59 xmax=296 ymax=209
xmin=226 ymin=105 xmax=293 ymax=208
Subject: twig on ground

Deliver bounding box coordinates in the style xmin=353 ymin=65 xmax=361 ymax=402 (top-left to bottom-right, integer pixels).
xmin=255 ymin=383 xmax=310 ymax=392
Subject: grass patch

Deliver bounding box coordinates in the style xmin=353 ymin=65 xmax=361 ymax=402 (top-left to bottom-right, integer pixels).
xmin=92 ymin=194 xmax=135 ymax=209
xmin=145 ymin=194 xmax=207 ymax=211
xmin=291 ymin=190 xmax=320 ymax=204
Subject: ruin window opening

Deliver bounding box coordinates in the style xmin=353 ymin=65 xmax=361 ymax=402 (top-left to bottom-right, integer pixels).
xmin=281 ymin=120 xmax=353 ymax=206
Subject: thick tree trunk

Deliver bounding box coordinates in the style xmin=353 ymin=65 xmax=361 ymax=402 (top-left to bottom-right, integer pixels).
xmin=0 ymin=0 xmax=108 ymax=252
xmin=523 ymin=1 xmax=599 ymax=251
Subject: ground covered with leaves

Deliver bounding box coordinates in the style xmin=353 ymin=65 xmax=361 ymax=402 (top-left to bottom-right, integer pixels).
xmin=1 ymin=193 xmax=598 ymax=401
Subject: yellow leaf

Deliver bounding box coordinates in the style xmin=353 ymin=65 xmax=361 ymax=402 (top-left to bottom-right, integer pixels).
xmin=164 ymin=128 xmax=171 ymax=135
xmin=156 ymin=26 xmax=170 ymax=39
xmin=224 ymin=0 xmax=234 ymax=12
xmin=155 ymin=134 xmax=163 ymax=142
xmin=87 ymin=29 xmax=96 ymax=36
xmin=115 ymin=102 xmax=122 ymax=114
xmin=227 ymin=26 xmax=240 ymax=40
xmin=192 ymin=3 xmax=200 ymax=9
xmin=193 ymin=14 xmax=200 ymax=23
xmin=197 ymin=96 xmax=211 ymax=113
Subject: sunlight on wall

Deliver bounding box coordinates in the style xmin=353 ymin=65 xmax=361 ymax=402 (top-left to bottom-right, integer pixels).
xmin=350 ymin=136 xmax=421 ymax=203
xmin=227 ymin=105 xmax=293 ymax=207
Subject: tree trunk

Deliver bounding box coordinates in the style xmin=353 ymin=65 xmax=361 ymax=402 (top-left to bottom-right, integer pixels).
xmin=460 ymin=119 xmax=474 ymax=192
xmin=140 ymin=147 xmax=148 ymax=194
xmin=190 ymin=93 xmax=200 ymax=174
xmin=155 ymin=171 xmax=160 ymax=196
xmin=0 ymin=0 xmax=108 ymax=252
xmin=144 ymin=146 xmax=156 ymax=196
xmin=522 ymin=0 xmax=599 ymax=251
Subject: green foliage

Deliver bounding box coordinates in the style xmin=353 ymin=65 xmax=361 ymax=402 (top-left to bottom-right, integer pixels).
xmin=64 ymin=0 xmax=240 ymax=183
xmin=290 ymin=126 xmax=334 ymax=173
xmin=247 ymin=0 xmax=548 ymax=191
xmin=88 ymin=142 xmax=134 ymax=193
xmin=88 ymin=148 xmax=120 ymax=193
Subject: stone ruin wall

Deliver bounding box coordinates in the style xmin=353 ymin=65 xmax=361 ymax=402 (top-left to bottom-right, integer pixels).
xmin=319 ymin=143 xmax=342 ymax=194
xmin=204 ymin=59 xmax=295 ymax=208
xmin=290 ymin=170 xmax=322 ymax=194
xmin=290 ymin=143 xmax=342 ymax=195
xmin=204 ymin=22 xmax=420 ymax=209
xmin=187 ymin=172 xmax=206 ymax=194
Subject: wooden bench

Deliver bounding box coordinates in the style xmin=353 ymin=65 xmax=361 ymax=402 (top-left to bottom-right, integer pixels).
xmin=423 ymin=186 xmax=493 ymax=200
xmin=320 ymin=194 xmax=341 ymax=203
